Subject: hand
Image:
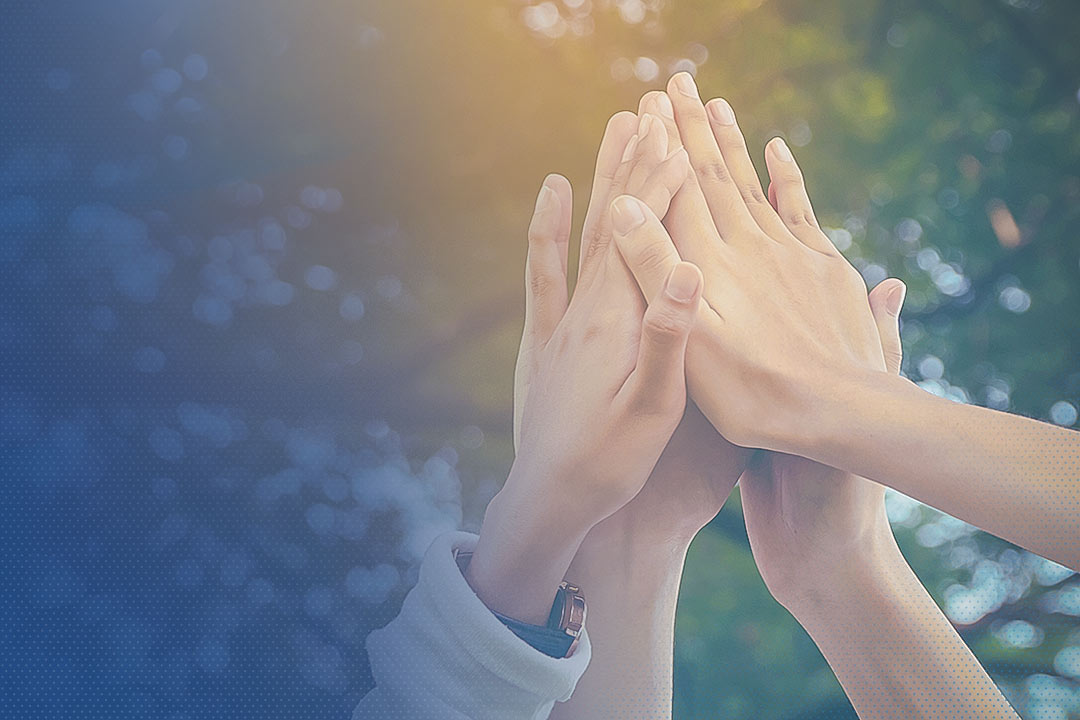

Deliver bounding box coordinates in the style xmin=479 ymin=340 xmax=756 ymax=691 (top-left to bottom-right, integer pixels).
xmin=741 ymin=273 xmax=908 ymax=614
xmin=467 ymin=111 xmax=699 ymax=623
xmin=615 ymin=77 xmax=1080 ymax=574
xmin=612 ymin=73 xmax=890 ymax=456
xmin=583 ymin=91 xmax=749 ymax=551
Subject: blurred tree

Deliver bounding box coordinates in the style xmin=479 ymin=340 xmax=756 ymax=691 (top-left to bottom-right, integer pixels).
xmin=3 ymin=0 xmax=1079 ymax=718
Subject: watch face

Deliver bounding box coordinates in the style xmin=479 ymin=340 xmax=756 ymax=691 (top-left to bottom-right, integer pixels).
xmin=558 ymin=582 xmax=586 ymax=638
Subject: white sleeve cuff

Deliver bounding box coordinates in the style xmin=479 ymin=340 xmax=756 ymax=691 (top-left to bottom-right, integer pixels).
xmin=354 ymin=531 xmax=591 ymax=720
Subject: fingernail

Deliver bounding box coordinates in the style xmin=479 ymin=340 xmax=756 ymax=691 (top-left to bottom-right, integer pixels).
xmin=771 ymin=138 xmax=793 ymax=162
xmin=534 ymin=184 xmax=557 ymax=214
xmin=708 ymin=98 xmax=735 ymax=126
xmin=665 ymin=146 xmax=688 ymax=162
xmin=885 ymin=283 xmax=907 ymax=316
xmin=656 ymin=93 xmax=674 ymax=119
xmin=638 ymin=113 xmax=653 ymax=139
xmin=611 ymin=196 xmax=647 ymax=234
xmin=666 ymin=262 xmax=701 ymax=303
xmin=672 ymin=72 xmax=697 ymax=98
xmin=620 ymin=134 xmax=640 ymax=163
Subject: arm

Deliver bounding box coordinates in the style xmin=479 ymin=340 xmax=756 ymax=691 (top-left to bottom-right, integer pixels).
xmin=737 ymin=242 xmax=1018 ymax=720
xmin=464 ymin=109 xmax=697 ymax=625
xmin=548 ymin=404 xmax=744 ymax=720
xmin=356 ymin=112 xmax=697 ymax=719
xmin=615 ymin=78 xmax=1021 ymax=718
xmin=791 ymin=533 xmax=1019 ymax=720
xmin=547 ymin=515 xmax=689 ymax=719
xmin=812 ymin=370 xmax=1080 ymax=571
xmin=354 ymin=532 xmax=593 ymax=720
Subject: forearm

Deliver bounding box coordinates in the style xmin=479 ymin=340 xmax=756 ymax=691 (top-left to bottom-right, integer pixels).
xmin=548 ymin=515 xmax=690 ymax=720
xmin=791 ymin=539 xmax=1018 ymax=720
xmin=809 ymin=371 xmax=1080 ymax=570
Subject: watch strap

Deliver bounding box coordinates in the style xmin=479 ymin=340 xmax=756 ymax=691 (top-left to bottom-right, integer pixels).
xmin=455 ymin=550 xmax=581 ymax=658
xmin=489 ymin=606 xmax=577 ymax=658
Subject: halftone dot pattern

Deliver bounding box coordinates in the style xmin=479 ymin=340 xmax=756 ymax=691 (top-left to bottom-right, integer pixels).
xmin=4 ymin=2 xmax=1080 ymax=720
xmin=2 ymin=2 xmax=468 ymax=719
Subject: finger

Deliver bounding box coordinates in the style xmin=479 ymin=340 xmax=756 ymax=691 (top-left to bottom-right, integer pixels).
xmin=640 ymin=90 xmax=726 ymax=273
xmin=632 ymin=148 xmax=690 ymax=222
xmin=667 ymin=72 xmax=758 ymax=239
xmin=618 ymin=261 xmax=703 ymax=414
xmin=867 ymin=279 xmax=907 ymax=375
xmin=625 ymin=113 xmax=669 ymax=194
xmin=639 ymin=91 xmax=680 ymax=150
xmin=764 ymin=138 xmax=837 ymax=256
xmin=610 ymin=194 xmax=682 ymax=301
xmin=524 ymin=175 xmax=572 ymax=344
xmin=704 ymin=98 xmax=793 ymax=242
xmin=579 ymin=111 xmax=638 ymax=277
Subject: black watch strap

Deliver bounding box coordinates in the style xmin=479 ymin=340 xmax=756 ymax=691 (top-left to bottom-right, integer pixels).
xmin=455 ymin=550 xmax=582 ymax=658
xmin=490 ymin=604 xmax=576 ymax=658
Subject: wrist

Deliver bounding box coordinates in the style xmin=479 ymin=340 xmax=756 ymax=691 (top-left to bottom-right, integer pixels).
xmin=564 ymin=512 xmax=688 ymax=638
xmin=779 ymin=520 xmax=909 ymax=627
xmin=789 ymin=370 xmax=920 ymax=465
xmin=465 ymin=466 xmax=594 ymax=625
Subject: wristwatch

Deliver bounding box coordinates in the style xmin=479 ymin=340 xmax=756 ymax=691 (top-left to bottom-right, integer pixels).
xmin=455 ymin=550 xmax=586 ymax=658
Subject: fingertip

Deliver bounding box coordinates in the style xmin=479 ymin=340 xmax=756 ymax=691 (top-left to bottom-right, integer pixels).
xmin=766 ymin=136 xmax=794 ymax=163
xmin=542 ymin=172 xmax=571 ymax=196
xmin=668 ymin=71 xmax=698 ymax=99
xmin=529 ymin=181 xmax=560 ymax=240
xmin=869 ymin=278 xmax=907 ymax=318
xmin=886 ymin=281 xmax=907 ymax=317
xmin=606 ymin=110 xmax=639 ymax=136
xmin=706 ymin=98 xmax=736 ymax=126
xmin=655 ymin=92 xmax=675 ymax=120
xmin=665 ymin=261 xmax=703 ymax=304
xmin=611 ymin=194 xmax=648 ymax=236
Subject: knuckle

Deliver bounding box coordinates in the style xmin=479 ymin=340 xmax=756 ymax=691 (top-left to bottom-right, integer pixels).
xmin=697 ymin=158 xmax=734 ymax=186
xmin=784 ymin=210 xmax=812 ymax=228
xmin=582 ymin=230 xmax=609 ymax=264
xmin=633 ymin=238 xmax=673 ymax=276
xmin=841 ymin=264 xmax=867 ymax=291
xmin=644 ymin=306 xmax=690 ymax=341
xmin=527 ymin=224 xmax=551 ymax=246
xmin=738 ymin=182 xmax=769 ymax=207
xmin=528 ymin=268 xmax=558 ymax=298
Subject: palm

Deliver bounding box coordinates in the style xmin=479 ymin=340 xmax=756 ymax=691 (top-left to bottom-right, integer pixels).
xmin=741 ymin=452 xmax=888 ymax=606
xmin=607 ymin=401 xmax=747 ymax=539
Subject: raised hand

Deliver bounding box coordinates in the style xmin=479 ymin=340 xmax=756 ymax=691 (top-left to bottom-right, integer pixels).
xmin=616 ymin=73 xmax=1080 ymax=571
xmin=466 ymin=110 xmax=700 ymax=625
xmin=740 ymin=270 xmax=1018 ymax=720
xmin=610 ymin=73 xmax=889 ymax=459
xmin=548 ymin=95 xmax=748 ymax=720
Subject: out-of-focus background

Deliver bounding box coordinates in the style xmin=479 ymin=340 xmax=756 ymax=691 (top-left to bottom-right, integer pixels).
xmin=2 ymin=0 xmax=1079 ymax=718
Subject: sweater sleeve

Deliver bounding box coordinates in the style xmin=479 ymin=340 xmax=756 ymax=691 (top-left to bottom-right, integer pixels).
xmin=353 ymin=531 xmax=592 ymax=720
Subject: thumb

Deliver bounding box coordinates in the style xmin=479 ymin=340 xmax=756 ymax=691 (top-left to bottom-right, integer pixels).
xmin=619 ymin=261 xmax=703 ymax=414
xmin=610 ymin=194 xmax=683 ymax=301
xmin=867 ymin=278 xmax=906 ymax=375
